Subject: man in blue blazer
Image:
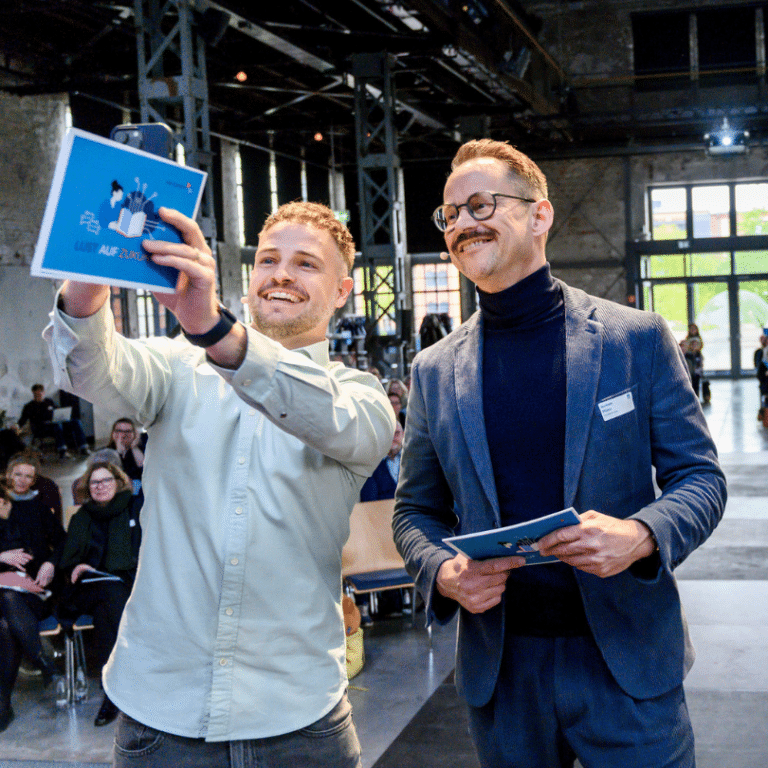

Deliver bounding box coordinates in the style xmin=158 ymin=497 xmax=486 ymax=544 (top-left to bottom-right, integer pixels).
xmin=393 ymin=139 xmax=726 ymax=768
xmin=360 ymin=420 xmax=404 ymax=503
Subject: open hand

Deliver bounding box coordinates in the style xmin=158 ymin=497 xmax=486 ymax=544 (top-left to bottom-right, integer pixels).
xmin=0 ymin=548 xmax=33 ymax=570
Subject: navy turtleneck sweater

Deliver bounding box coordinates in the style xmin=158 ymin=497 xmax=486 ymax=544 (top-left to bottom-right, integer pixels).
xmin=480 ymin=264 xmax=589 ymax=636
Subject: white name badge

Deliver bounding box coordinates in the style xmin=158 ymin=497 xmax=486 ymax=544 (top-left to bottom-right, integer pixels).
xmin=597 ymin=391 xmax=635 ymax=421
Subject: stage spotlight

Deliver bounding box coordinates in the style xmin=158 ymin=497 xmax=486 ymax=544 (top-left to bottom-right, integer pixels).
xmin=314 ymin=132 xmax=323 ymax=142
xmin=235 ymin=71 xmax=247 ymax=83
xmin=705 ymin=117 xmax=749 ymax=155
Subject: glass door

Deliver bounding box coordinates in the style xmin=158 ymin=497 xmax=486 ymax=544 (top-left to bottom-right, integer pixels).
xmin=738 ymin=279 xmax=768 ymax=373
xmin=644 ymin=282 xmax=688 ymax=339
xmin=691 ymin=282 xmax=731 ymax=373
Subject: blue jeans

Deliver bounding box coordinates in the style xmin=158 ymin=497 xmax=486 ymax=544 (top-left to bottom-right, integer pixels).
xmin=468 ymin=634 xmax=695 ymax=768
xmin=37 ymin=419 xmax=87 ymax=452
xmin=113 ymin=692 xmax=361 ymax=768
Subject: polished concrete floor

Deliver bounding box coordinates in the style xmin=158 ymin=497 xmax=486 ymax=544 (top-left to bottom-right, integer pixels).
xmin=1 ymin=379 xmax=766 ymax=767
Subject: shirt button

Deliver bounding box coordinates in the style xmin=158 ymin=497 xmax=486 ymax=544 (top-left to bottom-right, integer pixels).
xmin=219 ymin=658 xmax=228 ymax=666
xmin=235 ymin=506 xmax=243 ymax=515
xmin=230 ymin=558 xmax=239 ymax=566
xmin=243 ymin=379 xmax=252 ymax=386
xmin=238 ymin=456 xmax=246 ymax=465
xmin=248 ymin=409 xmax=256 ymax=417
xmin=225 ymin=607 xmax=234 ymax=616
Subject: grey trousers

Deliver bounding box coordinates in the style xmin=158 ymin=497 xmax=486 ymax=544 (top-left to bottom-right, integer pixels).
xmin=113 ymin=692 xmax=361 ymax=768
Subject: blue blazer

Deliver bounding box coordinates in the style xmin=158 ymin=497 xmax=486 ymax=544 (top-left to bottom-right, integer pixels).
xmin=393 ymin=280 xmax=726 ymax=705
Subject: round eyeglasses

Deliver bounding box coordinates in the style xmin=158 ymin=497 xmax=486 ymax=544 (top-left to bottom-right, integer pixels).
xmin=89 ymin=477 xmax=117 ymax=488
xmin=432 ymin=191 xmax=536 ymax=232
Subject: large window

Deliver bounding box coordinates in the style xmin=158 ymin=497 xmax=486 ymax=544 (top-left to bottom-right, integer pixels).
xmin=349 ymin=260 xmax=462 ymax=346
xmin=411 ymin=263 xmax=461 ymax=342
xmin=640 ymin=180 xmax=768 ymax=376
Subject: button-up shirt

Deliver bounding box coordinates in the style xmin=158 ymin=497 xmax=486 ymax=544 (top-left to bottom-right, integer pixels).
xmin=44 ymin=295 xmax=394 ymax=741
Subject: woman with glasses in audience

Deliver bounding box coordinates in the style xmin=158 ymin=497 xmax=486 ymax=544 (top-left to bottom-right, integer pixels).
xmin=59 ymin=462 xmax=141 ymax=727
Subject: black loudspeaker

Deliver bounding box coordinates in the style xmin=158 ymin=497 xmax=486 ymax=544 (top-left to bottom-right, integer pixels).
xmin=399 ymin=308 xmax=413 ymax=344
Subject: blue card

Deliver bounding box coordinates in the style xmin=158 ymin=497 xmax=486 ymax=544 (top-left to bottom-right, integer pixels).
xmin=443 ymin=507 xmax=581 ymax=565
xmin=31 ymin=128 xmax=206 ymax=291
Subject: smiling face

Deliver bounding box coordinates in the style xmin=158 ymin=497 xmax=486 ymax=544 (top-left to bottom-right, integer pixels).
xmin=88 ymin=467 xmax=119 ymax=505
xmin=442 ymin=157 xmax=552 ymax=293
xmin=111 ymin=420 xmax=135 ymax=449
xmin=247 ymin=221 xmax=353 ymax=349
xmin=8 ymin=463 xmax=36 ymax=495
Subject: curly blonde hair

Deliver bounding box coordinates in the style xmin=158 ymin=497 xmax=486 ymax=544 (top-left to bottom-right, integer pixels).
xmin=451 ymin=139 xmax=548 ymax=200
xmin=259 ymin=201 xmax=356 ymax=273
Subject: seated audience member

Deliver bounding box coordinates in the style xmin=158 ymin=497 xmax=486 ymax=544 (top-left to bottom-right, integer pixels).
xmin=17 ymin=384 xmax=90 ymax=460
xmin=3 ymin=449 xmax=63 ymax=522
xmin=361 ymin=421 xmax=404 ymax=503
xmin=0 ymin=426 xmax=26 ymax=474
xmin=58 ymin=461 xmax=141 ymax=727
xmin=358 ymin=422 xmax=406 ymax=622
xmin=386 ymin=381 xmax=407 ymax=427
xmin=72 ymin=448 xmax=122 ymax=505
xmin=106 ymin=418 xmax=144 ymax=494
xmin=19 ymin=449 xmax=63 ymax=521
xmin=0 ymin=461 xmax=66 ymax=730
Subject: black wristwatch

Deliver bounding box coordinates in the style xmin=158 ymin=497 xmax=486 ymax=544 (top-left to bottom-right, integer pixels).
xmin=182 ymin=304 xmax=238 ymax=348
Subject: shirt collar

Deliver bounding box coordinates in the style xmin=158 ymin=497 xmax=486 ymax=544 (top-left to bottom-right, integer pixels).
xmin=293 ymin=339 xmax=331 ymax=366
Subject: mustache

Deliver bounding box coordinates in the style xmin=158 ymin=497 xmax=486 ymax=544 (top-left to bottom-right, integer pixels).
xmin=452 ymin=228 xmax=495 ymax=249
xmin=256 ymin=280 xmax=308 ymax=301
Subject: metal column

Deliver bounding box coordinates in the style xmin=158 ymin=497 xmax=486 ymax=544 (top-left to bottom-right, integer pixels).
xmin=133 ymin=0 xmax=217 ymax=249
xmin=352 ymin=52 xmax=411 ymax=370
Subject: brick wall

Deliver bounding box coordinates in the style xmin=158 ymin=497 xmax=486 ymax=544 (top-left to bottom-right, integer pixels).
xmin=0 ymin=92 xmax=68 ymax=426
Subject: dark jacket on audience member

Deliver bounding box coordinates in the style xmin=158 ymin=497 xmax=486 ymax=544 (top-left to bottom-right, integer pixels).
xmin=360 ymin=460 xmax=398 ymax=502
xmin=58 ymin=490 xmax=141 ymax=587
xmin=0 ymin=493 xmax=66 ymax=579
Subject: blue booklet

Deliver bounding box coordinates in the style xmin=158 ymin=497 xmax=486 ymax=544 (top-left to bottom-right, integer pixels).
xmin=79 ymin=568 xmax=123 ymax=584
xmin=443 ymin=507 xmax=580 ymax=565
xmin=31 ymin=128 xmax=207 ymax=291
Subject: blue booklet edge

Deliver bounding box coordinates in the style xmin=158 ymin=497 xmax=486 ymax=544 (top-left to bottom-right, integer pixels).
xmin=442 ymin=507 xmax=580 ymax=565
xmin=31 ymin=127 xmax=207 ymax=292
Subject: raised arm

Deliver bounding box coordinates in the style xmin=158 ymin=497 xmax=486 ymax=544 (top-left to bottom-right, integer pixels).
xmin=143 ymin=207 xmax=247 ymax=370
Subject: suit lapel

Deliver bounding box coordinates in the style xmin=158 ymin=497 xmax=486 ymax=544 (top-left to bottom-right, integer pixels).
xmin=562 ymin=284 xmax=603 ymax=507
xmin=455 ymin=314 xmax=501 ymax=523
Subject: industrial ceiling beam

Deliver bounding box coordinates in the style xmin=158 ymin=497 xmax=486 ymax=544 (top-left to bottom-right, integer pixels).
xmin=202 ymin=0 xmax=446 ymax=132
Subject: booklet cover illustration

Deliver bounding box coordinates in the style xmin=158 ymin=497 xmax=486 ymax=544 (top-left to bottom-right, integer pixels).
xmin=443 ymin=507 xmax=581 ymax=565
xmin=31 ymin=128 xmax=207 ymax=292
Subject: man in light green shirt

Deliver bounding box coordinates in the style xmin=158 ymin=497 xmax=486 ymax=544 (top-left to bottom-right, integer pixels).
xmin=44 ymin=202 xmax=395 ymax=767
